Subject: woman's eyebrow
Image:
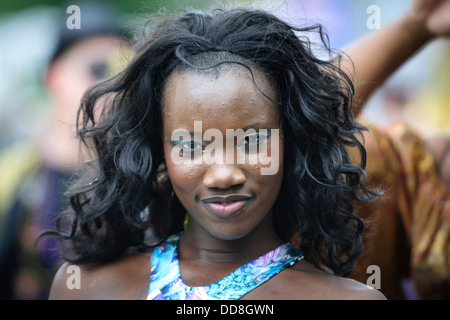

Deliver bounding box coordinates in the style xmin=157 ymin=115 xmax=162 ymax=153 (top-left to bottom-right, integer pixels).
xmin=241 ymin=122 xmax=270 ymax=131
xmin=172 ymin=122 xmax=272 ymax=137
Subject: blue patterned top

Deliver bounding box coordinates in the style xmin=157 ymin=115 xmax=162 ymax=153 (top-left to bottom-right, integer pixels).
xmin=147 ymin=233 xmax=304 ymax=300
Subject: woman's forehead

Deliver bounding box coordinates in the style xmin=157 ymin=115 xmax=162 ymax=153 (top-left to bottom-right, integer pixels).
xmin=161 ymin=67 xmax=279 ymax=130
xmin=163 ymin=65 xmax=275 ymax=108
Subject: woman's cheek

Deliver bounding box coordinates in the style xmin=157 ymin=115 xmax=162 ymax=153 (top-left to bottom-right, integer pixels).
xmin=165 ymin=153 xmax=203 ymax=195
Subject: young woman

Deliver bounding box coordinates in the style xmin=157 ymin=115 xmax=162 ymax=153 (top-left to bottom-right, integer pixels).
xmin=47 ymin=0 xmax=450 ymax=300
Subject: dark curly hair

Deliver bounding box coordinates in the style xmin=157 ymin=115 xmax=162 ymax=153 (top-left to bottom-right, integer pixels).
xmin=46 ymin=8 xmax=377 ymax=276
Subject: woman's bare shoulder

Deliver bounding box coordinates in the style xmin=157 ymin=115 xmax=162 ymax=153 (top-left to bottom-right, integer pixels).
xmin=245 ymin=260 xmax=386 ymax=300
xmin=286 ymin=260 xmax=387 ymax=300
xmin=48 ymin=251 xmax=152 ymax=300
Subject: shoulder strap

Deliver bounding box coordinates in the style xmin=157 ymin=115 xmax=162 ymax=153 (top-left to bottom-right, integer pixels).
xmin=205 ymin=243 xmax=303 ymax=300
xmin=147 ymin=234 xmax=181 ymax=300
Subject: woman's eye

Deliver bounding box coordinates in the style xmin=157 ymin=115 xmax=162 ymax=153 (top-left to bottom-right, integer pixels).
xmin=175 ymin=140 xmax=204 ymax=153
xmin=238 ymin=132 xmax=270 ymax=150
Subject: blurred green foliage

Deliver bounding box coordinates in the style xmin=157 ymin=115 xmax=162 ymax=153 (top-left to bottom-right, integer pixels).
xmin=0 ymin=0 xmax=218 ymax=14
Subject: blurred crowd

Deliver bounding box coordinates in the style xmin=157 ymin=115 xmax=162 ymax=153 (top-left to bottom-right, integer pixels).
xmin=0 ymin=0 xmax=133 ymax=299
xmin=0 ymin=0 xmax=448 ymax=300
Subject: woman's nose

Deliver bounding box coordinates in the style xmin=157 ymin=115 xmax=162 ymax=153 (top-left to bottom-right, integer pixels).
xmin=202 ymin=164 xmax=246 ymax=189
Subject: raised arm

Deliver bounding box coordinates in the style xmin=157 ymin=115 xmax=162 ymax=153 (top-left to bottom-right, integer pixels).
xmin=340 ymin=0 xmax=450 ymax=117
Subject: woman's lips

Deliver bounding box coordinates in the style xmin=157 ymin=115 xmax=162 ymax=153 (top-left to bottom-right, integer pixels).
xmin=200 ymin=194 xmax=252 ymax=218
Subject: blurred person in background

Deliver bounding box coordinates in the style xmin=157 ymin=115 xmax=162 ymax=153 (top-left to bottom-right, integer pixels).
xmin=0 ymin=1 xmax=131 ymax=299
xmin=345 ymin=29 xmax=450 ymax=299
xmin=349 ymin=119 xmax=450 ymax=299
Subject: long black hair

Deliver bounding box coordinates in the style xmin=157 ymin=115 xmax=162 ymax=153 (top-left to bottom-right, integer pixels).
xmin=47 ymin=8 xmax=377 ymax=276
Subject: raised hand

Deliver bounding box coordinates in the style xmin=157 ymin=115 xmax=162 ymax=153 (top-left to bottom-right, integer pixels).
xmin=343 ymin=0 xmax=450 ymax=116
xmin=407 ymin=0 xmax=450 ymax=38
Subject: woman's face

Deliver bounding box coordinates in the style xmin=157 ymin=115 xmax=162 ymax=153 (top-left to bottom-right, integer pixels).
xmin=162 ymin=65 xmax=284 ymax=241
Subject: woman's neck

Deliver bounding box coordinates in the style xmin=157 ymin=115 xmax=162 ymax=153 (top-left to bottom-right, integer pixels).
xmin=176 ymin=213 xmax=283 ymax=287
xmin=179 ymin=213 xmax=282 ymax=266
